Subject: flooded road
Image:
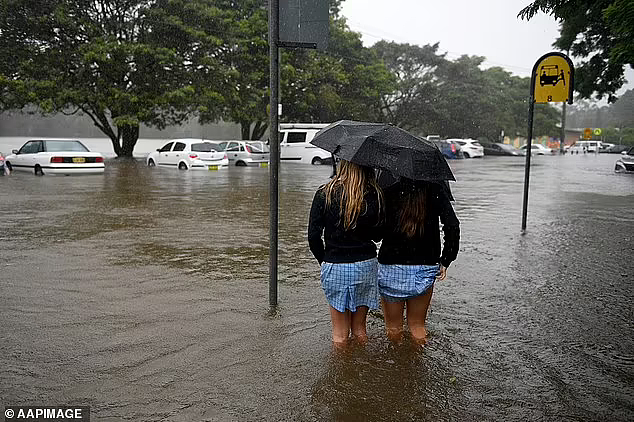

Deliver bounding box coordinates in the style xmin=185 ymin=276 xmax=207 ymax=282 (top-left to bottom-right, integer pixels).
xmin=1 ymin=153 xmax=633 ymax=421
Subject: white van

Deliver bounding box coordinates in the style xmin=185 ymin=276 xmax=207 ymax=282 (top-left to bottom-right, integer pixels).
xmin=279 ymin=123 xmax=332 ymax=165
xmin=569 ymin=140 xmax=602 ymax=154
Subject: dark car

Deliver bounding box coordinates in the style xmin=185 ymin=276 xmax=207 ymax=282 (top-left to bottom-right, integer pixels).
xmin=605 ymin=144 xmax=631 ymax=154
xmin=480 ymin=141 xmax=525 ymax=156
xmin=430 ymin=139 xmax=464 ymax=159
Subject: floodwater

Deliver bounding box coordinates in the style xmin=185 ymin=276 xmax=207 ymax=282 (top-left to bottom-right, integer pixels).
xmin=1 ymin=153 xmax=633 ymax=421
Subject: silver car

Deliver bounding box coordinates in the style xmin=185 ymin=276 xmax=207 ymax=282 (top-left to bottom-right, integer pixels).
xmin=615 ymin=147 xmax=634 ymax=173
xmin=214 ymin=141 xmax=269 ymax=167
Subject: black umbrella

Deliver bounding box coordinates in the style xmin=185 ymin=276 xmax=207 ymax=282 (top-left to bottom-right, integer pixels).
xmin=310 ymin=120 xmax=455 ymax=182
xmin=377 ymin=169 xmax=455 ymax=201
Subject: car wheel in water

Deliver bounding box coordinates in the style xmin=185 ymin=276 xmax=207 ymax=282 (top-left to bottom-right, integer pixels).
xmin=148 ymin=159 xmax=156 ymax=167
xmin=236 ymin=161 xmax=247 ymax=167
xmin=5 ymin=162 xmax=12 ymax=172
xmin=311 ymin=157 xmax=323 ymax=165
xmin=34 ymin=165 xmax=44 ymax=176
xmin=463 ymin=152 xmax=470 ymax=158
xmin=178 ymin=162 xmax=187 ymax=170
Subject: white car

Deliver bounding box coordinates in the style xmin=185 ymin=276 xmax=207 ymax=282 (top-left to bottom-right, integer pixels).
xmin=449 ymin=138 xmax=484 ymax=158
xmin=5 ymin=139 xmax=105 ymax=175
xmin=519 ymin=143 xmax=554 ymax=155
xmin=146 ymin=139 xmax=229 ymax=170
xmin=213 ymin=140 xmax=269 ymax=167
xmin=279 ymin=123 xmax=333 ymax=165
xmin=614 ymin=147 xmax=634 ymax=173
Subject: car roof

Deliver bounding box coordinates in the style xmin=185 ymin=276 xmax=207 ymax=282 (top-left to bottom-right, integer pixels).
xmin=168 ymin=138 xmax=219 ymax=144
xmin=27 ymin=139 xmax=82 ymax=142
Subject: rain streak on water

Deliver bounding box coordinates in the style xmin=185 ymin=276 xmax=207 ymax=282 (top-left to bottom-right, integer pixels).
xmin=0 ymin=153 xmax=633 ymax=421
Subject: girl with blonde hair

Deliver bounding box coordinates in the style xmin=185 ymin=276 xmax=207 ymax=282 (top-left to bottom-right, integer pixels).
xmin=308 ymin=159 xmax=383 ymax=346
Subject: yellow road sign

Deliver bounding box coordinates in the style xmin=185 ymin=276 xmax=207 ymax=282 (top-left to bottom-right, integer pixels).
xmin=583 ymin=128 xmax=593 ymax=139
xmin=532 ymin=52 xmax=574 ymax=104
xmin=594 ymin=128 xmax=602 ymax=136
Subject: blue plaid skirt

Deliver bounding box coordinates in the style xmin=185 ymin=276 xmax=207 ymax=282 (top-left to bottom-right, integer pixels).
xmin=320 ymin=258 xmax=379 ymax=312
xmin=378 ymin=263 xmax=440 ymax=302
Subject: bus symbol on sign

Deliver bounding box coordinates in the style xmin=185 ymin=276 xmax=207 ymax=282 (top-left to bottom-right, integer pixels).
xmin=539 ymin=65 xmax=565 ymax=87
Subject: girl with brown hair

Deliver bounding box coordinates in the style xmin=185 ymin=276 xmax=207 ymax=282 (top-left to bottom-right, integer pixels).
xmin=308 ymin=159 xmax=383 ymax=346
xmin=377 ymin=178 xmax=460 ymax=345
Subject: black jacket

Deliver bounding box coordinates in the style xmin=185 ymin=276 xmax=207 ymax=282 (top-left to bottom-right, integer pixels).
xmin=308 ymin=185 xmax=382 ymax=264
xmin=378 ymin=182 xmax=460 ymax=267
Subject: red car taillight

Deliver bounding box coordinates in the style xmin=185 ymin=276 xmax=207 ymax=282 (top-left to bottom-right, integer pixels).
xmin=95 ymin=157 xmax=104 ymax=163
xmin=50 ymin=157 xmax=63 ymax=163
xmin=189 ymin=153 xmax=198 ymax=159
xmin=451 ymin=144 xmax=456 ymax=153
xmin=245 ymin=145 xmax=252 ymax=153
xmin=223 ymin=153 xmax=228 ymax=160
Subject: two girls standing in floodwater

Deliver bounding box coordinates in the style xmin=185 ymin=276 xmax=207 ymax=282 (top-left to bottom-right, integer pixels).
xmin=308 ymin=161 xmax=460 ymax=346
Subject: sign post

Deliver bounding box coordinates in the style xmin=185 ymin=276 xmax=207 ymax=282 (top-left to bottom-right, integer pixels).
xmin=269 ymin=1 xmax=329 ymax=308
xmin=521 ymin=52 xmax=574 ymax=233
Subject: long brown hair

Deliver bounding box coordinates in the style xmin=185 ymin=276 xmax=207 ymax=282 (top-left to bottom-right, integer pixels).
xmin=324 ymin=160 xmax=383 ymax=230
xmin=397 ymin=184 xmax=427 ymax=238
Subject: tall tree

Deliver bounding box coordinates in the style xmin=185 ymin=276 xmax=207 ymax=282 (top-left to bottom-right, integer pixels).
xmin=0 ymin=0 xmax=227 ymax=157
xmin=281 ymin=17 xmax=395 ymax=124
xmin=371 ymin=41 xmax=445 ymax=133
xmin=518 ymin=0 xmax=634 ymax=103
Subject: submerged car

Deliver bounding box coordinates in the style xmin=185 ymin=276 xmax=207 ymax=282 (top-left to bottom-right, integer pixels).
xmin=519 ymin=143 xmax=554 ymax=155
xmin=614 ymin=147 xmax=634 ymax=173
xmin=5 ymin=139 xmax=104 ymax=175
xmin=146 ymin=139 xmax=229 ymax=170
xmin=450 ymin=138 xmax=484 ymax=158
xmin=480 ymin=142 xmax=525 ymax=156
xmin=213 ymin=140 xmax=270 ymax=167
xmin=430 ymin=139 xmax=464 ymax=159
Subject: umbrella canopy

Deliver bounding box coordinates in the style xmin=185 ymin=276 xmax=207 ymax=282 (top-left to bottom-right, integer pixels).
xmin=310 ymin=120 xmax=455 ymax=182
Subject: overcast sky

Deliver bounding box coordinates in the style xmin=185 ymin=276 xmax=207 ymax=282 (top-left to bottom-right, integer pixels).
xmin=340 ymin=0 xmax=633 ymax=100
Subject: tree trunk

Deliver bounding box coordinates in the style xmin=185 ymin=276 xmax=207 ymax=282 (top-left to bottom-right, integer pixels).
xmin=251 ymin=121 xmax=268 ymax=140
xmin=241 ymin=121 xmax=269 ymax=140
xmin=118 ymin=124 xmax=140 ymax=157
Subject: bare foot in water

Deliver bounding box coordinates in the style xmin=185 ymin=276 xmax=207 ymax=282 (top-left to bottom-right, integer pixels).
xmin=386 ymin=328 xmax=404 ymax=345
xmin=409 ymin=326 xmax=428 ymax=346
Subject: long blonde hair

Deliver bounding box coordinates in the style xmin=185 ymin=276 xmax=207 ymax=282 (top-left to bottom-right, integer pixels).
xmin=324 ymin=160 xmax=383 ymax=230
xmin=397 ymin=184 xmax=427 ymax=238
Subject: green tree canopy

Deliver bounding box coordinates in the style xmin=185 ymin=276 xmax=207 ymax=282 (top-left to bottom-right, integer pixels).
xmin=518 ymin=0 xmax=634 ymax=103
xmin=0 ymin=0 xmax=227 ymax=156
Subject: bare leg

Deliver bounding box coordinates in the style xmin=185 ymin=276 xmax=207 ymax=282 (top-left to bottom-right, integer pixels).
xmin=350 ymin=305 xmax=369 ymax=344
xmin=406 ymin=286 xmax=434 ymax=345
xmin=329 ymin=306 xmax=351 ymax=346
xmin=381 ymin=298 xmax=405 ymax=344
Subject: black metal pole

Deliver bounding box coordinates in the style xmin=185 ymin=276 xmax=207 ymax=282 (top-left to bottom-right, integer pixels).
xmin=269 ymin=0 xmax=279 ymax=307
xmin=521 ymin=98 xmax=535 ymax=233
xmin=560 ymin=102 xmax=567 ymax=154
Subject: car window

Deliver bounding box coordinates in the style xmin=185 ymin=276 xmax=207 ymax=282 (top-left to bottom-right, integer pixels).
xmin=226 ymin=142 xmax=240 ymax=152
xmin=44 ymin=140 xmax=89 ymax=152
xmin=18 ymin=140 xmax=44 ymax=154
xmin=286 ymin=132 xmax=307 ymax=143
xmin=159 ymin=142 xmax=174 ymax=152
xmin=247 ymin=142 xmax=269 ymax=153
xmin=215 ymin=142 xmax=228 ymax=151
xmin=455 ymin=141 xmax=465 ymax=145
xmin=192 ymin=143 xmax=222 ymax=152
xmin=173 ymin=142 xmax=186 ymax=151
